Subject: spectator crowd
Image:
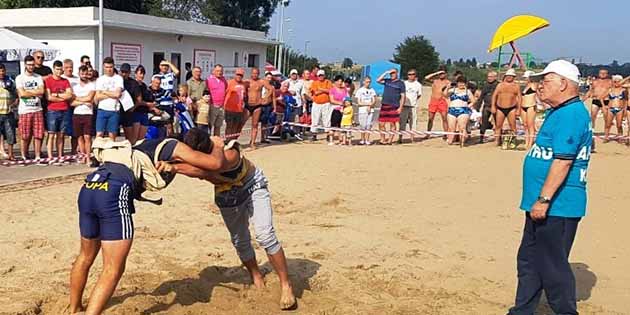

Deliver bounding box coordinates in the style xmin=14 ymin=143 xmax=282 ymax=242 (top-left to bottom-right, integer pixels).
xmin=1 ymin=52 xmax=629 ymax=166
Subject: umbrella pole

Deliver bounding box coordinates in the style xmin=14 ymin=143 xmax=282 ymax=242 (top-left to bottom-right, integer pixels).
xmin=497 ymin=45 xmax=502 ymax=71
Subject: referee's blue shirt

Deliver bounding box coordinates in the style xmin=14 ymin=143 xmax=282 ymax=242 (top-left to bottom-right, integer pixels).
xmin=520 ymin=96 xmax=592 ymax=218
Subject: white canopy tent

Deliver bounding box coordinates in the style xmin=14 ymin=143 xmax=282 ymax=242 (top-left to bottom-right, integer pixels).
xmin=0 ymin=27 xmax=59 ymax=62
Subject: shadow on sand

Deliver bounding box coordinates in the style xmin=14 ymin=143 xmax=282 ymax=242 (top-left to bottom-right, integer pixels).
xmin=534 ymin=262 xmax=597 ymax=314
xmin=108 ymin=258 xmax=321 ymax=314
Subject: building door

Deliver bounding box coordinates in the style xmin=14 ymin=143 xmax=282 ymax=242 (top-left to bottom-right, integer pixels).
xmin=153 ymin=52 xmax=165 ymax=75
xmin=171 ymin=53 xmax=181 ymax=86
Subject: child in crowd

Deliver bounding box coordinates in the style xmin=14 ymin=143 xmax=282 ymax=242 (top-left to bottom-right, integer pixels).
xmin=340 ymin=96 xmax=354 ymax=145
xmin=174 ymin=84 xmax=195 ymax=138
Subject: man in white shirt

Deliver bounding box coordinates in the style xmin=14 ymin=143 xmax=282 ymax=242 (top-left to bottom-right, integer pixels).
xmin=71 ymin=65 xmax=96 ymax=164
xmin=94 ymin=57 xmax=123 ymax=140
xmin=399 ymin=69 xmax=422 ymax=143
xmin=15 ymin=55 xmax=45 ymax=163
xmin=354 ymin=77 xmax=377 ymax=145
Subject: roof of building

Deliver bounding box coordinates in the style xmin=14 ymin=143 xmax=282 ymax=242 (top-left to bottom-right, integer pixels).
xmin=0 ymin=7 xmax=277 ymax=45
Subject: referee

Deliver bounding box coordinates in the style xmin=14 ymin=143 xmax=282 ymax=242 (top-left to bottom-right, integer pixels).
xmin=508 ymin=60 xmax=592 ymax=315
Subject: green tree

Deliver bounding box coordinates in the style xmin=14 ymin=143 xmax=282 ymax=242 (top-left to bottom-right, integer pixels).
xmin=391 ymin=35 xmax=440 ymax=78
xmin=446 ymin=58 xmax=452 ymax=66
xmin=201 ymin=0 xmax=287 ymax=33
xmin=342 ymin=57 xmax=353 ymax=69
xmin=266 ymin=45 xmax=319 ymax=73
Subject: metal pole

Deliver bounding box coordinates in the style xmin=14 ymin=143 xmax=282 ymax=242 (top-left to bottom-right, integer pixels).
xmin=277 ymin=4 xmax=285 ymax=73
xmin=303 ymin=40 xmax=310 ymax=71
xmin=285 ymin=45 xmax=290 ymax=73
xmin=273 ymin=2 xmax=281 ymax=68
xmin=98 ymin=0 xmax=104 ymax=72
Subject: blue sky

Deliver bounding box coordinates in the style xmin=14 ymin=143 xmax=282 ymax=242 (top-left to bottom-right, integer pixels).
xmin=269 ymin=0 xmax=628 ymax=65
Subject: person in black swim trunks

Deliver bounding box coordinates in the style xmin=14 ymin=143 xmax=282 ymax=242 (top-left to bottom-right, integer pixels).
xmin=582 ymin=69 xmax=612 ymax=132
xmin=69 ymin=137 xmax=226 ymax=315
xmin=244 ymin=68 xmax=275 ymax=150
xmin=491 ymin=69 xmax=522 ymax=147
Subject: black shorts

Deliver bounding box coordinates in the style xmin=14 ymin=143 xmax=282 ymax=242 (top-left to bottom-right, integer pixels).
xmin=592 ymin=99 xmax=610 ymax=107
xmin=245 ymin=103 xmax=263 ymax=114
xmin=225 ymin=111 xmax=243 ymax=124
xmin=331 ymin=109 xmax=342 ymax=128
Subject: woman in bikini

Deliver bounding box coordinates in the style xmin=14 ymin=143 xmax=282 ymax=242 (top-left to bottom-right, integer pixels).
xmin=604 ymin=75 xmax=626 ymax=143
xmin=520 ymin=71 xmax=539 ymax=149
xmin=444 ymin=76 xmax=475 ymax=145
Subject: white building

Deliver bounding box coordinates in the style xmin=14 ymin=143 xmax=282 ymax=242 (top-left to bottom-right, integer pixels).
xmin=0 ymin=6 xmax=275 ymax=83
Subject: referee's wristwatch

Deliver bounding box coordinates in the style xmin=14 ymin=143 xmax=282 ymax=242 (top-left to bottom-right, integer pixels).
xmin=537 ymin=196 xmax=551 ymax=204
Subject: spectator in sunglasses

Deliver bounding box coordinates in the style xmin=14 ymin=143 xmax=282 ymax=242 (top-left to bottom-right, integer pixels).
xmin=32 ymin=50 xmax=52 ymax=78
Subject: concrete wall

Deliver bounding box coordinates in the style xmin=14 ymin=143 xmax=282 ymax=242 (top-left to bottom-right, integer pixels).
xmin=104 ymin=27 xmax=268 ymax=82
xmin=8 ymin=26 xmax=268 ymax=83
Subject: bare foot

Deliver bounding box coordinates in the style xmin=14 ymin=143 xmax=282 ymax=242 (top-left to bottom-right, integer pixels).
xmin=280 ymin=284 xmax=297 ymax=310
xmin=252 ymin=274 xmax=265 ymax=289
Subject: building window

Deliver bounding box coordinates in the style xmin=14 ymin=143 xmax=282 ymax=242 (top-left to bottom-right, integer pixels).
xmin=247 ymin=54 xmax=260 ymax=68
xmin=233 ymin=52 xmax=239 ymax=67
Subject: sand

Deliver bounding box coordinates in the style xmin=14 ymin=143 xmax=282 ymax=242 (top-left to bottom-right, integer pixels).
xmin=1 ymin=136 xmax=629 ymax=315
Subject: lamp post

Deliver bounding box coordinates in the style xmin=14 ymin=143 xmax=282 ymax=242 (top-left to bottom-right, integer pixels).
xmin=98 ymin=0 xmax=103 ymax=71
xmin=276 ymin=0 xmax=290 ymax=73
xmin=303 ymin=40 xmax=310 ymax=71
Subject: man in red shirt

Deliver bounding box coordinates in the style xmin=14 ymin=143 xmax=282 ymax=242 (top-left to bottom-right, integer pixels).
xmin=45 ymin=60 xmax=73 ymax=163
xmin=224 ymin=68 xmax=248 ymax=140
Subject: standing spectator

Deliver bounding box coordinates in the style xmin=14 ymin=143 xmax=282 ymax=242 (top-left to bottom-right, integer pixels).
xmin=206 ymin=64 xmax=228 ymax=136
xmin=329 ymin=75 xmax=348 ymax=145
xmin=44 ymin=60 xmax=73 ymax=164
xmin=424 ymin=67 xmax=451 ymax=138
xmin=376 ymin=68 xmax=406 ymax=145
xmin=80 ymin=55 xmax=91 ymax=67
xmin=132 ymin=65 xmax=153 ymax=141
xmin=224 ymin=68 xmax=247 ymax=140
xmin=157 ymin=61 xmax=179 ymax=136
xmin=245 ymin=68 xmax=274 ymax=149
xmin=147 ymin=75 xmax=168 ymax=138
xmin=0 ymin=63 xmax=17 ymax=161
xmin=309 ymin=70 xmax=332 ymax=141
xmin=301 ymin=69 xmax=313 ymax=115
xmin=309 ymin=65 xmax=320 ymax=81
xmin=119 ymin=63 xmax=143 ymax=144
xmin=509 ymin=60 xmax=591 ymax=315
xmin=444 ymin=76 xmax=475 ymax=145
xmin=32 ymin=50 xmax=52 ymax=78
xmin=16 ymin=56 xmax=45 ymax=163
xmin=71 ymin=65 xmax=96 ymax=164
xmin=354 ymin=77 xmax=377 ymax=145
xmin=491 ymin=69 xmax=522 ymax=148
xmin=399 ymin=69 xmax=422 ymax=143
xmin=186 ymin=66 xmax=209 ymax=134
xmin=62 ymin=59 xmax=79 ymax=154
xmin=184 ymin=62 xmax=193 ymax=81
xmin=473 ymin=71 xmax=498 ymax=143
xmin=283 ymin=69 xmax=304 ymax=136
xmin=344 ymin=77 xmax=357 ymax=125
xmin=94 ymin=57 xmax=123 ymax=141
xmin=340 ymin=96 xmax=354 ymax=145
xmin=259 ymin=71 xmax=276 ymax=144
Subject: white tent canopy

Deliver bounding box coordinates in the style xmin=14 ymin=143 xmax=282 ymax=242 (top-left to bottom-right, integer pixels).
xmin=0 ymin=27 xmax=59 ymax=62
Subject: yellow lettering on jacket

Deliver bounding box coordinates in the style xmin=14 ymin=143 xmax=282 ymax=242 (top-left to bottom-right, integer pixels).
xmin=85 ymin=182 xmax=109 ymax=191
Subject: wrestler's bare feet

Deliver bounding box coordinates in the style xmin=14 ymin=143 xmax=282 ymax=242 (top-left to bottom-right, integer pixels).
xmin=252 ymin=273 xmax=265 ymax=289
xmin=280 ymin=283 xmax=297 ymax=310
